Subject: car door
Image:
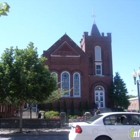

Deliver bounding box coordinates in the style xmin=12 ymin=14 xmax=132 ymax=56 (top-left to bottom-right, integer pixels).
xmin=104 ymin=114 xmax=135 ymax=140
xmin=129 ymin=114 xmax=140 ymax=140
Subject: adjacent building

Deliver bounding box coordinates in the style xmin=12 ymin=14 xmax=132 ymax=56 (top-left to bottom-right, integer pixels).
xmin=128 ymin=97 xmax=139 ymax=111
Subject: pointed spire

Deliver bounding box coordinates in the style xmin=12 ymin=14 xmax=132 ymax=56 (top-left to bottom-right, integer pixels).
xmin=90 ymin=10 xmax=101 ymax=36
xmin=90 ymin=23 xmax=101 ymax=36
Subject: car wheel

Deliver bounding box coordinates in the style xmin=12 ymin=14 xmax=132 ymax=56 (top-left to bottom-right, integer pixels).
xmin=96 ymin=136 xmax=111 ymax=140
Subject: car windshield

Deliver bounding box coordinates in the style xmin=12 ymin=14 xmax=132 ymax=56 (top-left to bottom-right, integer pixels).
xmin=86 ymin=115 xmax=103 ymax=124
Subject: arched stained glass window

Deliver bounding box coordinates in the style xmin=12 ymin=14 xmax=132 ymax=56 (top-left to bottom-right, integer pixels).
xmin=73 ymin=72 xmax=81 ymax=97
xmin=51 ymin=72 xmax=58 ymax=83
xmin=95 ymin=46 xmax=101 ymax=61
xmin=61 ymin=71 xmax=70 ymax=97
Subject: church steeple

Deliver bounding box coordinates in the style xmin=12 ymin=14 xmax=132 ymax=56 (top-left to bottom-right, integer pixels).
xmin=90 ymin=23 xmax=101 ymax=36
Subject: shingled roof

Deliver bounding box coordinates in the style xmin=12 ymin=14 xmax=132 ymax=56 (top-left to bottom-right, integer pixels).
xmin=90 ymin=23 xmax=101 ymax=36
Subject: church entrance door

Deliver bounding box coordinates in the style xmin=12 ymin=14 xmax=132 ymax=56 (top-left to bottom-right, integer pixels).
xmin=94 ymin=86 xmax=105 ymax=108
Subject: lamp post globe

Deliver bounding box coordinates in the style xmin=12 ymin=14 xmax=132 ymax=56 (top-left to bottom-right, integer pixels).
xmin=132 ymin=70 xmax=137 ymax=84
xmin=132 ymin=68 xmax=140 ymax=112
xmin=137 ymin=68 xmax=140 ymax=79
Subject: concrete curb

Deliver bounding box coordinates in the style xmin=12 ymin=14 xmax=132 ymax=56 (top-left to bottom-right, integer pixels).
xmin=0 ymin=128 xmax=70 ymax=136
xmin=0 ymin=132 xmax=69 ymax=136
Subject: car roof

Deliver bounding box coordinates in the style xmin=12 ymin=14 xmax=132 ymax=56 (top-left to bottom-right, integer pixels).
xmin=100 ymin=112 xmax=140 ymax=116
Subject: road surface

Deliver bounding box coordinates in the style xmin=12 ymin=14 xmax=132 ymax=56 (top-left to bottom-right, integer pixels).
xmin=0 ymin=135 xmax=69 ymax=140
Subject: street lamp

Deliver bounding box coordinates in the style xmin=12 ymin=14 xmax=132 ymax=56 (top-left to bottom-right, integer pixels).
xmin=132 ymin=68 xmax=140 ymax=112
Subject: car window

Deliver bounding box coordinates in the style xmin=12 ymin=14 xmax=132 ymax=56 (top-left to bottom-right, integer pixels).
xmin=129 ymin=114 xmax=140 ymax=125
xmin=104 ymin=115 xmax=117 ymax=125
xmin=86 ymin=115 xmax=103 ymax=124
xmin=104 ymin=114 xmax=130 ymax=125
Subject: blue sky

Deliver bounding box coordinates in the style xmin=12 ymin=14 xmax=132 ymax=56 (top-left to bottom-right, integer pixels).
xmin=1 ymin=0 xmax=140 ymax=96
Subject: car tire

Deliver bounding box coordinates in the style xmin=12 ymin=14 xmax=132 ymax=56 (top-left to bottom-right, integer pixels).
xmin=96 ymin=136 xmax=111 ymax=140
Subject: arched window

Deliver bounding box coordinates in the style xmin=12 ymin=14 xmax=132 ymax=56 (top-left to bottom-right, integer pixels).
xmin=73 ymin=72 xmax=81 ymax=97
xmin=51 ymin=72 xmax=58 ymax=83
xmin=95 ymin=86 xmax=103 ymax=90
xmin=61 ymin=71 xmax=70 ymax=97
xmin=95 ymin=46 xmax=101 ymax=61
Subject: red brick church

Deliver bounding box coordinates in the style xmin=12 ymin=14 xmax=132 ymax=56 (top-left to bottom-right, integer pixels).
xmin=43 ymin=22 xmax=113 ymax=111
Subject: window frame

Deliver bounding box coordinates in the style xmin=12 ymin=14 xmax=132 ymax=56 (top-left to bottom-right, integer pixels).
xmin=73 ymin=72 xmax=81 ymax=97
xmin=95 ymin=46 xmax=101 ymax=61
xmin=51 ymin=72 xmax=58 ymax=83
xmin=61 ymin=71 xmax=70 ymax=97
xmin=95 ymin=62 xmax=102 ymax=75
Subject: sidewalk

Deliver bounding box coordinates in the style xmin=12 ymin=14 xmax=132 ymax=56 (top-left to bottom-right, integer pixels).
xmin=0 ymin=126 xmax=70 ymax=136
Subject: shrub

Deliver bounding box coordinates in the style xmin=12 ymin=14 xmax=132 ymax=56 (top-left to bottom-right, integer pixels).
xmin=69 ymin=115 xmax=78 ymax=119
xmin=44 ymin=110 xmax=59 ymax=119
xmin=50 ymin=116 xmax=60 ymax=119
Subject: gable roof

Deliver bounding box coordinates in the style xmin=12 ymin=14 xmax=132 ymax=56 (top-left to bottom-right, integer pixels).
xmin=51 ymin=41 xmax=80 ymax=57
xmin=43 ymin=34 xmax=88 ymax=58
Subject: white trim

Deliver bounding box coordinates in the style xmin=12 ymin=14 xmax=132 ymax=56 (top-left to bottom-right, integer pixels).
xmin=95 ymin=46 xmax=102 ymax=61
xmin=94 ymin=86 xmax=105 ymax=108
xmin=95 ymin=62 xmax=102 ymax=75
xmin=51 ymin=41 xmax=80 ymax=57
xmin=128 ymin=97 xmax=138 ymax=101
xmin=51 ymin=55 xmax=80 ymax=57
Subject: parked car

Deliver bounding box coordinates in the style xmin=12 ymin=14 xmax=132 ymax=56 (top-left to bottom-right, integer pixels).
xmin=69 ymin=112 xmax=140 ymax=140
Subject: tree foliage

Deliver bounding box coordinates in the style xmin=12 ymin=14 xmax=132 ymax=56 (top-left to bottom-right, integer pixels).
xmin=0 ymin=42 xmax=66 ymax=132
xmin=109 ymin=72 xmax=130 ymax=109
xmin=0 ymin=2 xmax=10 ymax=16
xmin=0 ymin=43 xmax=57 ymax=107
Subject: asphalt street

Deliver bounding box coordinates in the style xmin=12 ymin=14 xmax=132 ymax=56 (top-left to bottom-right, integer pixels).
xmin=0 ymin=135 xmax=69 ymax=140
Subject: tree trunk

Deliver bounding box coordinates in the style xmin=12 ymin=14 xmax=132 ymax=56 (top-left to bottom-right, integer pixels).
xmin=30 ymin=106 xmax=32 ymax=119
xmin=4 ymin=105 xmax=7 ymax=118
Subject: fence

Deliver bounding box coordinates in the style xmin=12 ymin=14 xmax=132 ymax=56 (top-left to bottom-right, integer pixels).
xmin=0 ymin=118 xmax=61 ymax=128
xmin=0 ymin=112 xmax=92 ymax=128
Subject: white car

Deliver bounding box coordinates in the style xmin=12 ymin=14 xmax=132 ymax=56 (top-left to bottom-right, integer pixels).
xmin=69 ymin=112 xmax=140 ymax=140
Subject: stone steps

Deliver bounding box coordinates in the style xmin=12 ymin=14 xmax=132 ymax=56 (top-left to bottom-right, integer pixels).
xmin=100 ymin=108 xmax=112 ymax=113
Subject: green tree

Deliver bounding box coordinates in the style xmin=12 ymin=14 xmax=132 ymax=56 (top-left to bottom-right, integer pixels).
xmin=44 ymin=88 xmax=66 ymax=104
xmin=0 ymin=2 xmax=10 ymax=16
xmin=109 ymin=72 xmax=130 ymax=110
xmin=0 ymin=43 xmax=66 ymax=132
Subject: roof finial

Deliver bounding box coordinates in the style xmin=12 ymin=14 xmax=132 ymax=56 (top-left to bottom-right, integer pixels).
xmin=91 ymin=9 xmax=96 ymax=24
